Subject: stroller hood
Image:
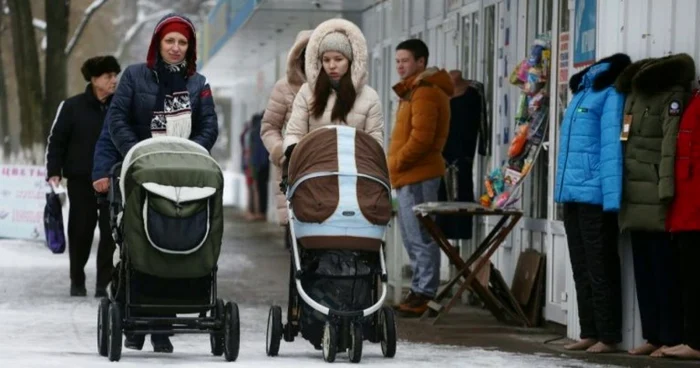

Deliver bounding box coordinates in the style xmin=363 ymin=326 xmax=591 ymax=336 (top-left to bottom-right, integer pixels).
xmin=287 ymin=126 xmax=391 ymax=247
xmin=119 ymin=137 xmax=224 ymax=278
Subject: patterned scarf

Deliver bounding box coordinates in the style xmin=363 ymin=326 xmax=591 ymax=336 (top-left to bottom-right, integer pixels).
xmin=151 ymin=59 xmax=192 ymax=138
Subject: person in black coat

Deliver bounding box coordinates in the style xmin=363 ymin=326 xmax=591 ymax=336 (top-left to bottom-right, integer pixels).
xmin=45 ymin=55 xmax=121 ymax=299
xmin=92 ymin=13 xmax=218 ymax=354
xmin=436 ymin=70 xmax=489 ymax=240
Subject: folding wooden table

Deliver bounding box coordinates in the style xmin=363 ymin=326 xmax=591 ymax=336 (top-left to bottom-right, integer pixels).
xmin=412 ymin=202 xmax=529 ymax=326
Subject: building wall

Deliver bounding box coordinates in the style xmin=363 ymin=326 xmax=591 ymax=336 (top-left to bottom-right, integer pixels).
xmin=361 ymin=0 xmax=700 ymax=349
xmin=361 ymin=0 xmax=566 ymax=326
xmin=205 ymin=0 xmax=700 ymax=350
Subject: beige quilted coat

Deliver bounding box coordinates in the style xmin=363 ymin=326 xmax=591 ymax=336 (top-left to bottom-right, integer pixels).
xmin=283 ymin=18 xmax=384 ymax=150
xmin=260 ymin=30 xmax=312 ymax=225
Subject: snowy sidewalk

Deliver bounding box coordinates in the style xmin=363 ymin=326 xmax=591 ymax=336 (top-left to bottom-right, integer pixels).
xmin=0 ymin=218 xmax=621 ymax=367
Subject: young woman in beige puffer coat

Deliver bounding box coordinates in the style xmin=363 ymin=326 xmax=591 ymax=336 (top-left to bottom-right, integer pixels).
xmin=283 ymin=18 xmax=384 ymax=151
xmin=260 ymin=30 xmax=312 ymax=228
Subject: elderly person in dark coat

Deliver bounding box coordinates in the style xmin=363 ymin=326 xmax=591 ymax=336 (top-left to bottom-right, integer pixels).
xmin=46 ymin=55 xmax=121 ymax=299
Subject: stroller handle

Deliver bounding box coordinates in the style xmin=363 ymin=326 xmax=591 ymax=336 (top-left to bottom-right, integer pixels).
xmin=287 ymin=206 xmax=389 ymax=318
xmin=95 ymin=162 xmax=123 ymax=205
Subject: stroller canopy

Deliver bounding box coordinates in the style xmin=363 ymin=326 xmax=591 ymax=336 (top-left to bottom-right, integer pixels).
xmin=287 ymin=126 xmax=391 ymax=250
xmin=119 ymin=137 xmax=224 ymax=278
xmin=120 ymin=137 xmax=222 ymax=198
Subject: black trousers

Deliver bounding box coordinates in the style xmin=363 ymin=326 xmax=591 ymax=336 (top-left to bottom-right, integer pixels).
xmin=563 ymin=203 xmax=622 ymax=344
xmin=675 ymin=232 xmax=700 ymax=350
xmin=256 ymin=166 xmax=270 ymax=215
xmin=67 ymin=177 xmax=115 ymax=289
xmin=630 ymin=231 xmax=683 ymax=346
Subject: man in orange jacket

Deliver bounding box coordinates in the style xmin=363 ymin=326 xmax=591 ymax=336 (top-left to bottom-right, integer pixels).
xmin=388 ymin=39 xmax=454 ymax=317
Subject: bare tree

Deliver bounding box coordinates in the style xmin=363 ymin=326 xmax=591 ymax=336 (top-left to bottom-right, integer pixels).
xmin=7 ymin=0 xmax=43 ymax=162
xmin=5 ymin=0 xmax=110 ymax=162
xmin=44 ymin=0 xmax=70 ymax=139
xmin=0 ymin=10 xmax=10 ymax=159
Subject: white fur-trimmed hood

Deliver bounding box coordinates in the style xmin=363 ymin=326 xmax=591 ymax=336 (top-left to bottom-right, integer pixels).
xmin=305 ymin=18 xmax=368 ymax=91
xmin=286 ymin=30 xmax=312 ymax=88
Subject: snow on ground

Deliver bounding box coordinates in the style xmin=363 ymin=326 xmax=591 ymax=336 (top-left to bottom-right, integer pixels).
xmin=0 ymin=240 xmax=620 ymax=367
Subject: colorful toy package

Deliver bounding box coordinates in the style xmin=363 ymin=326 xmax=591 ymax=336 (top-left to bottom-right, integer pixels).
xmin=482 ymin=34 xmax=551 ymax=209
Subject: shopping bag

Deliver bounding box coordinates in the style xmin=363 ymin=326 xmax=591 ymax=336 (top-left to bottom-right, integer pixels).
xmin=44 ymin=189 xmax=66 ymax=254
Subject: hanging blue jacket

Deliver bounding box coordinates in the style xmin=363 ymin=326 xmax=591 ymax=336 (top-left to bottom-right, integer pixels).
xmin=555 ymin=53 xmax=631 ymax=211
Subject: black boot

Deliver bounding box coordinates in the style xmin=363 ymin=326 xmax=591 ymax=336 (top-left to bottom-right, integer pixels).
xmin=151 ymin=335 xmax=173 ymax=353
xmin=94 ymin=287 xmax=107 ymax=298
xmin=124 ymin=334 xmax=145 ymax=350
xmin=70 ymin=284 xmax=87 ymax=297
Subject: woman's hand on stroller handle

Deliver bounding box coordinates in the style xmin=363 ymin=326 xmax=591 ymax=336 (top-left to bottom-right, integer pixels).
xmin=93 ymin=178 xmax=110 ymax=193
xmin=284 ymin=143 xmax=297 ymax=160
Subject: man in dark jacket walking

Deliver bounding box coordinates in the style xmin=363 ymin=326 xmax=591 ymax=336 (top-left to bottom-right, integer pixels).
xmin=46 ymin=56 xmax=121 ymax=297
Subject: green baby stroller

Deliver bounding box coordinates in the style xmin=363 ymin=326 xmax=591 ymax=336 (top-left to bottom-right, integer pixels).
xmin=96 ymin=137 xmax=239 ymax=362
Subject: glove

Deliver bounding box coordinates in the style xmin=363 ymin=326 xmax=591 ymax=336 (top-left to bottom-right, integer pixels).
xmin=279 ymin=176 xmax=289 ymax=194
xmin=284 ymin=144 xmax=297 ymax=160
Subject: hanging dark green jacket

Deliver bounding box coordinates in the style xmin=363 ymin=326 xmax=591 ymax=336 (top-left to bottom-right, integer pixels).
xmin=615 ymin=54 xmax=695 ymax=231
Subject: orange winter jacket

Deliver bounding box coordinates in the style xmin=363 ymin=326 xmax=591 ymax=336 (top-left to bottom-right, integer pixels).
xmin=388 ymin=68 xmax=454 ymax=188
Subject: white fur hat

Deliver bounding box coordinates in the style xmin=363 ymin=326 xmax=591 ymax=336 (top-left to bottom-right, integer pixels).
xmin=318 ymin=31 xmax=353 ymax=61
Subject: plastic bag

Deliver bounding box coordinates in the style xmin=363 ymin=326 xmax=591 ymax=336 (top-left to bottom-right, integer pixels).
xmin=44 ymin=191 xmax=66 ymax=254
xmin=508 ymin=123 xmax=530 ymax=158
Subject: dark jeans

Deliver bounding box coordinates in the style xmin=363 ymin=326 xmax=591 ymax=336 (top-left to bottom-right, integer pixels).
xmin=675 ymin=232 xmax=700 ymax=350
xmin=630 ymin=231 xmax=683 ymax=346
xmin=67 ymin=177 xmax=115 ymax=288
xmin=563 ymin=203 xmax=622 ymax=344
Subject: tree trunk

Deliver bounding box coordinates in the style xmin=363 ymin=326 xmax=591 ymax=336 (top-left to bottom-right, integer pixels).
xmin=45 ymin=0 xmax=70 ymax=140
xmin=0 ymin=14 xmax=12 ymax=160
xmin=7 ymin=0 xmax=44 ymax=164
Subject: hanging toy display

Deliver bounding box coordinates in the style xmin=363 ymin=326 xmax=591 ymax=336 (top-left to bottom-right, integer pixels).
xmin=482 ymin=34 xmax=551 ymax=209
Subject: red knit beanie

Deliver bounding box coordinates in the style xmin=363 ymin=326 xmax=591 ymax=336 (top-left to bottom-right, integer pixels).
xmin=158 ymin=21 xmax=193 ymax=43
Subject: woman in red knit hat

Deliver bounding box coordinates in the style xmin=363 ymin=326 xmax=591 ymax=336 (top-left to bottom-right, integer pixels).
xmin=93 ymin=13 xmax=218 ymax=354
xmin=93 ymin=13 xmax=218 ymax=193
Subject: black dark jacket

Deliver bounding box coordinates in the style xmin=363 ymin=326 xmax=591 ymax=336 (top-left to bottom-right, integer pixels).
xmin=46 ymin=84 xmax=112 ymax=179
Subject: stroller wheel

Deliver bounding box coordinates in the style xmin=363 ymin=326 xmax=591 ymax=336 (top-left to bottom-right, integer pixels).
xmin=107 ymin=303 xmax=122 ymax=362
xmin=379 ymin=306 xmax=397 ymax=358
xmin=223 ymin=301 xmax=240 ymax=362
xmin=322 ymin=321 xmax=337 ymax=363
xmin=266 ymin=306 xmax=283 ymax=356
xmin=97 ymin=298 xmax=110 ymax=357
xmin=348 ymin=322 xmax=363 ymax=363
xmin=210 ymin=299 xmax=225 ymax=356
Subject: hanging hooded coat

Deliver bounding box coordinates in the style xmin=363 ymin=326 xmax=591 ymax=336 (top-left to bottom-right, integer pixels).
xmin=554 ymin=53 xmax=631 ymax=211
xmin=615 ymin=54 xmax=695 ymax=231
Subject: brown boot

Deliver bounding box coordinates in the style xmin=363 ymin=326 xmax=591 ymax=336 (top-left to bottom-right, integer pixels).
xmin=398 ymin=292 xmax=431 ymax=318
xmin=393 ymin=290 xmax=419 ymax=310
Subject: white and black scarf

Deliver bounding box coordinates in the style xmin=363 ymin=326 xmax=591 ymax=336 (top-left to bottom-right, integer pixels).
xmin=150 ymin=59 xmax=192 ymax=138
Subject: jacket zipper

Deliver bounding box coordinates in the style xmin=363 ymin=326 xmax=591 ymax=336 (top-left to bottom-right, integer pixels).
xmin=557 ymin=90 xmax=588 ymax=202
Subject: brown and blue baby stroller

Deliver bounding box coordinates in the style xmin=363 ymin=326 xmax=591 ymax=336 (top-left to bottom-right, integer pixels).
xmin=266 ymin=126 xmax=398 ymax=363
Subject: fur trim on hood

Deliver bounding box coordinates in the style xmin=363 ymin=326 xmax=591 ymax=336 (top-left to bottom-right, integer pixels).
xmin=615 ymin=53 xmax=696 ymax=94
xmin=569 ymin=53 xmax=632 ymax=93
xmin=286 ymin=30 xmax=312 ymax=88
xmin=305 ymin=18 xmax=368 ymax=91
